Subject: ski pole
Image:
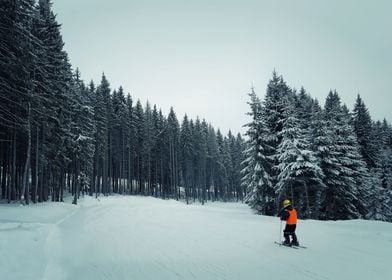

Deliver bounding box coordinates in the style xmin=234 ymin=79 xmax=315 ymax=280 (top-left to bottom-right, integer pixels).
xmin=279 ymin=220 xmax=282 ymax=244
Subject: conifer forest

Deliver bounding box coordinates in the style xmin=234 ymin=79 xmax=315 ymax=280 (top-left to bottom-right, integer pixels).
xmin=0 ymin=0 xmax=244 ymax=206
xmin=242 ymin=74 xmax=392 ymax=221
xmin=1 ymin=0 xmax=391 ymax=222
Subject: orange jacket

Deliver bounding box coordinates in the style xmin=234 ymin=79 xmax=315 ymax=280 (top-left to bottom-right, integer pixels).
xmin=286 ymin=209 xmax=297 ymax=225
xmin=279 ymin=206 xmax=298 ymax=225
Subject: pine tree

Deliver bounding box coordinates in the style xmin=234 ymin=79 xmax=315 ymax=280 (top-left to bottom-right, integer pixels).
xmin=241 ymin=88 xmax=274 ymax=215
xmin=275 ymin=102 xmax=325 ymax=218
xmin=95 ymin=74 xmax=111 ymax=195
xmin=319 ymin=91 xmax=368 ymax=220
xmin=134 ymin=100 xmax=145 ymax=194
xmin=352 ymin=95 xmax=379 ymax=168
xmin=125 ymin=93 xmax=134 ymax=194
xmin=166 ymin=107 xmax=180 ymax=199
xmin=193 ymin=118 xmax=207 ymax=203
xmin=70 ymin=70 xmax=95 ymax=204
xmin=180 ymin=115 xmax=193 ymax=204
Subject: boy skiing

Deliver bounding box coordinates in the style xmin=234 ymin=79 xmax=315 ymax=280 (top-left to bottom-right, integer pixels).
xmin=278 ymin=199 xmax=299 ymax=246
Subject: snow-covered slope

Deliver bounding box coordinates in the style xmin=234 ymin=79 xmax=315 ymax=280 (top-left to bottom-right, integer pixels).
xmin=0 ymin=196 xmax=391 ymax=280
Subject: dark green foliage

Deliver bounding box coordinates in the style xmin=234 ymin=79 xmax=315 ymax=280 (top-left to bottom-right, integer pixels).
xmin=243 ymin=72 xmax=392 ymax=222
xmin=0 ymin=1 xmax=243 ymax=205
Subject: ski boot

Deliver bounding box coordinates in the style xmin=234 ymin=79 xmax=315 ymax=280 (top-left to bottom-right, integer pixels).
xmin=290 ymin=240 xmax=299 ymax=246
xmin=282 ymin=237 xmax=291 ymax=246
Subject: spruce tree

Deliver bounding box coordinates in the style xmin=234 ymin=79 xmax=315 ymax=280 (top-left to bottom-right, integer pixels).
xmin=241 ymin=88 xmax=274 ymax=215
xmin=352 ymin=95 xmax=379 ymax=168
xmin=319 ymin=91 xmax=368 ymax=220
xmin=275 ymin=102 xmax=325 ymax=218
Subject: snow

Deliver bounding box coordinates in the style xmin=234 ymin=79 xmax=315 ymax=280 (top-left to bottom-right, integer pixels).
xmin=1 ymin=196 xmax=391 ymax=280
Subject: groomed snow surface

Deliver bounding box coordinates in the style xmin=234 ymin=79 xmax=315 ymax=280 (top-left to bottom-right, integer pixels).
xmin=1 ymin=196 xmax=391 ymax=280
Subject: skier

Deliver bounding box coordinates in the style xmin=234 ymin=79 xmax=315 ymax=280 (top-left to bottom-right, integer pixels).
xmin=278 ymin=199 xmax=299 ymax=246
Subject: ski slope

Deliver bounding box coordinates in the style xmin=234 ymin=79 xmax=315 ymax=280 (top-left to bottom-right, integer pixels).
xmin=0 ymin=196 xmax=391 ymax=280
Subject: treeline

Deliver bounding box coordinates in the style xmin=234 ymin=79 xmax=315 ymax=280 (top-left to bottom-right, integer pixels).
xmin=0 ymin=0 xmax=244 ymax=205
xmin=243 ymin=72 xmax=392 ymax=221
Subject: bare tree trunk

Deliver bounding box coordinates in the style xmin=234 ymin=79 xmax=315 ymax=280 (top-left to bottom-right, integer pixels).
xmin=73 ymin=161 xmax=80 ymax=205
xmin=103 ymin=146 xmax=108 ymax=196
xmin=32 ymin=125 xmax=39 ymax=203
xmin=60 ymin=171 xmax=64 ymax=202
xmin=304 ymin=182 xmax=311 ymax=217
xmin=128 ymin=145 xmax=131 ymax=194
xmin=109 ymin=134 xmax=112 ymax=195
xmin=21 ymin=104 xmax=32 ymax=205
xmin=160 ymin=155 xmax=163 ymax=198
xmin=10 ymin=129 xmax=16 ymax=202
xmin=39 ymin=122 xmax=45 ymax=202
xmin=1 ymin=137 xmax=8 ymax=199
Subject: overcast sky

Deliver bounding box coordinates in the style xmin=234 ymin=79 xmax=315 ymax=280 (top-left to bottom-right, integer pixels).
xmin=52 ymin=0 xmax=391 ymax=135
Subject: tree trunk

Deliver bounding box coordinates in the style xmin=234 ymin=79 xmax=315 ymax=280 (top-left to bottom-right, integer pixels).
xmin=39 ymin=122 xmax=45 ymax=202
xmin=60 ymin=171 xmax=64 ymax=202
xmin=10 ymin=129 xmax=17 ymax=202
xmin=304 ymin=181 xmax=311 ymax=218
xmin=127 ymin=145 xmax=131 ymax=194
xmin=72 ymin=161 xmax=80 ymax=205
xmin=21 ymin=104 xmax=32 ymax=205
xmin=1 ymin=137 xmax=8 ymax=199
xmin=32 ymin=125 xmax=39 ymax=203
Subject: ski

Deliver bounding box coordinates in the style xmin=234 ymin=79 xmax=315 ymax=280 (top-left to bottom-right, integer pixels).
xmin=274 ymin=241 xmax=299 ymax=249
xmin=274 ymin=241 xmax=306 ymax=249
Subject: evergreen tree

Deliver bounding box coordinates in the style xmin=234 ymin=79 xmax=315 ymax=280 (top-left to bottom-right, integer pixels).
xmin=166 ymin=107 xmax=180 ymax=199
xmin=180 ymin=115 xmax=193 ymax=203
xmin=319 ymin=91 xmax=368 ymax=220
xmin=275 ymin=102 xmax=325 ymax=218
xmin=70 ymin=70 xmax=94 ymax=204
xmin=352 ymin=95 xmax=379 ymax=168
xmin=134 ymin=100 xmax=145 ymax=194
xmin=241 ymin=88 xmax=274 ymax=215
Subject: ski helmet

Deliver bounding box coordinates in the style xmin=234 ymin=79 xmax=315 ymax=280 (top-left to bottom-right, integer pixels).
xmin=283 ymin=199 xmax=291 ymax=208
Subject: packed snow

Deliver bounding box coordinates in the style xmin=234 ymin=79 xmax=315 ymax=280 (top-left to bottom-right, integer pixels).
xmin=0 ymin=196 xmax=391 ymax=280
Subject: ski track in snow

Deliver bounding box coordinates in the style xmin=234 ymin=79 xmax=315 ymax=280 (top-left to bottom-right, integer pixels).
xmin=0 ymin=196 xmax=391 ymax=280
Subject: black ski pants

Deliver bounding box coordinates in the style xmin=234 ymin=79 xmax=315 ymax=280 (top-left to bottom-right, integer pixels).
xmin=283 ymin=224 xmax=298 ymax=243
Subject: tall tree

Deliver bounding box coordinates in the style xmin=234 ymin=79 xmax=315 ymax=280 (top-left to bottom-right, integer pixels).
xmin=352 ymin=95 xmax=379 ymax=168
xmin=275 ymin=102 xmax=325 ymax=218
xmin=319 ymin=91 xmax=368 ymax=220
xmin=242 ymin=88 xmax=274 ymax=215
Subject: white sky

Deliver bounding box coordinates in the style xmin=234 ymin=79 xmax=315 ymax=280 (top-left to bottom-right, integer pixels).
xmin=52 ymin=0 xmax=392 ymax=135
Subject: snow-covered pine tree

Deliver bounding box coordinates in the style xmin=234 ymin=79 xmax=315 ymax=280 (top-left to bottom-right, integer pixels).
xmin=150 ymin=105 xmax=161 ymax=196
xmin=241 ymin=88 xmax=274 ymax=215
xmin=380 ymin=120 xmax=392 ymax=190
xmin=94 ymin=74 xmax=112 ymax=196
xmin=143 ymin=102 xmax=154 ymax=195
xmin=125 ymin=93 xmax=135 ymax=194
xmin=352 ymin=95 xmax=380 ymax=168
xmin=338 ymin=100 xmax=370 ymax=218
xmin=319 ymin=91 xmax=368 ymax=220
xmin=200 ymin=120 xmax=210 ymax=203
xmin=261 ymin=71 xmax=292 ymax=213
xmin=206 ymin=125 xmax=218 ymax=201
xmin=111 ymin=86 xmax=129 ymax=194
xmin=70 ymin=69 xmax=95 ymax=204
xmin=228 ymin=131 xmax=243 ymax=202
xmin=215 ymin=129 xmax=226 ymax=201
xmin=166 ymin=107 xmax=181 ymax=199
xmin=193 ymin=118 xmax=208 ymax=203
xmin=180 ymin=115 xmax=194 ymax=204
xmin=275 ymin=101 xmax=325 ymax=218
xmin=367 ymin=120 xmax=392 ymax=221
xmin=134 ymin=100 xmax=145 ymax=194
